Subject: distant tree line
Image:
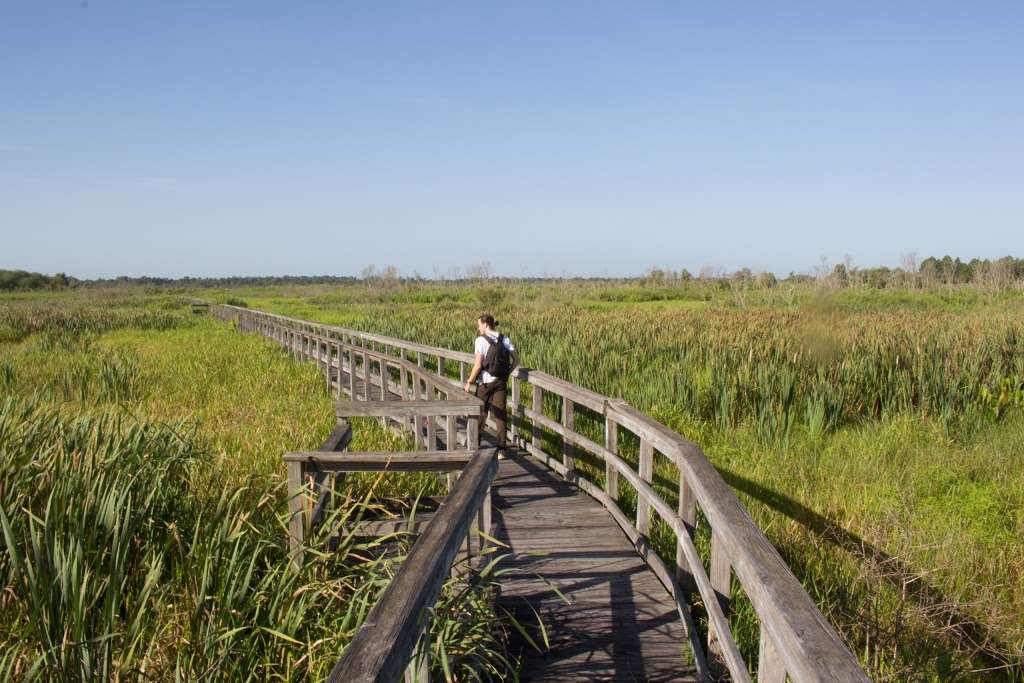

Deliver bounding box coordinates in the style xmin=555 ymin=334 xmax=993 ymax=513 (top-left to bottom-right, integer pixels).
xmin=0 ymin=270 xmax=75 ymax=291
xmin=5 ymin=256 xmax=1024 ymax=293
xmin=85 ymin=275 xmax=361 ymax=288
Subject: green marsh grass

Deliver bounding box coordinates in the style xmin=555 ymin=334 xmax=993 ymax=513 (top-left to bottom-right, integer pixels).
xmin=236 ymin=281 xmax=1024 ymax=680
xmin=0 ymin=302 xmax=515 ymax=681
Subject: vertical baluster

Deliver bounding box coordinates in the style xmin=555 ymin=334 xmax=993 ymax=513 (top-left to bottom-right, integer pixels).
xmin=758 ymin=621 xmax=786 ymax=683
xmin=467 ymin=415 xmax=480 ymax=450
xmin=637 ymin=439 xmax=653 ymax=535
xmin=399 ymin=349 xmax=409 ymax=401
xmin=481 ymin=484 xmax=492 ymax=551
xmin=510 ymin=375 xmax=520 ymax=445
xmin=677 ymin=471 xmax=696 ymax=591
xmin=562 ymin=397 xmax=575 ymax=477
xmin=334 ymin=342 xmax=342 ymax=398
xmin=708 ymin=530 xmax=732 ymax=676
xmin=362 ymin=351 xmax=370 ymax=400
xmin=286 ymin=461 xmax=306 ymax=569
xmin=531 ymin=385 xmax=542 ymax=450
xmin=604 ymin=414 xmax=619 ymax=499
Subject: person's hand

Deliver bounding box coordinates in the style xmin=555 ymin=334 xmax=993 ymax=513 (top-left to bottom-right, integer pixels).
xmin=464 ymin=382 xmax=473 ymax=394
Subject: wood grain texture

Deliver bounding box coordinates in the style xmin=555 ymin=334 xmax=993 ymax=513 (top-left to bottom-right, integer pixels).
xmin=326 ymin=449 xmax=498 ymax=683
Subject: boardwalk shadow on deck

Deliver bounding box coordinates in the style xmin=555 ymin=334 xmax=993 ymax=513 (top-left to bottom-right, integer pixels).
xmin=492 ymin=453 xmax=696 ymax=682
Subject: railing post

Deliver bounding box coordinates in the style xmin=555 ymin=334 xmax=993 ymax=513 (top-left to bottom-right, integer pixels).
xmin=510 ymin=375 xmax=520 ymax=445
xmin=446 ymin=415 xmax=457 ymax=452
xmin=677 ymin=471 xmax=697 ymax=591
xmin=323 ymin=339 xmax=331 ymax=388
xmin=758 ymin=621 xmax=786 ymax=683
xmin=333 ymin=341 xmax=342 ymax=399
xmin=399 ymin=349 xmax=409 ymax=401
xmin=348 ymin=348 xmax=356 ymax=398
xmin=286 ymin=460 xmax=306 ymax=569
xmin=362 ymin=351 xmax=370 ymax=399
xmin=708 ymin=530 xmax=732 ymax=677
xmin=637 ymin=439 xmax=653 ymax=535
xmin=604 ymin=413 xmax=619 ymax=499
xmin=562 ymin=397 xmax=575 ymax=476
xmin=467 ymin=416 xmax=479 ymax=450
xmin=481 ymin=481 xmax=492 ymax=551
xmin=404 ymin=622 xmax=431 ymax=683
xmin=531 ymin=385 xmax=542 ymax=450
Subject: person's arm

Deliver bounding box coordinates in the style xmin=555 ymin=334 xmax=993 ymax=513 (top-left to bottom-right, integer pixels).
xmin=464 ymin=351 xmax=484 ymax=393
xmin=509 ymin=348 xmax=520 ymax=373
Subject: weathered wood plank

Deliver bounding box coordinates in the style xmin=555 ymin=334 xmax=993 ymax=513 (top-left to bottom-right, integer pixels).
xmin=284 ymin=451 xmax=473 ymax=472
xmin=334 ymin=398 xmax=480 ymax=418
xmin=326 ymin=449 xmax=498 ymax=683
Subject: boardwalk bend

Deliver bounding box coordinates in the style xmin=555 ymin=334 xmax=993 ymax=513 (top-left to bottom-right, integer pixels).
xmin=208 ymin=304 xmax=868 ymax=683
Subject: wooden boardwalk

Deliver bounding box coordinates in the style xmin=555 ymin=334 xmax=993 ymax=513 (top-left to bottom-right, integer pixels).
xmin=492 ymin=452 xmax=697 ymax=681
xmin=216 ymin=304 xmax=870 ymax=683
xmin=329 ymin=359 xmax=699 ymax=679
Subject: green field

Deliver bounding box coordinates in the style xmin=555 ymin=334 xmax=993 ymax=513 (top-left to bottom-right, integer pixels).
xmin=2 ymin=280 xmax=1023 ymax=681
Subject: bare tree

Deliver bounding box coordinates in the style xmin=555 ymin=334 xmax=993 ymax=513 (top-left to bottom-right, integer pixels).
xmin=900 ymin=252 xmax=919 ymax=289
xmin=465 ymin=260 xmax=493 ymax=282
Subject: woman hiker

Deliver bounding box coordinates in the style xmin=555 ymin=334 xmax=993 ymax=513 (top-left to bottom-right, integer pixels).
xmin=463 ymin=313 xmax=519 ymax=451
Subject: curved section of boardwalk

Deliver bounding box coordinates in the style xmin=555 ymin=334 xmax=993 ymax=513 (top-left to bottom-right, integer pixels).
xmin=493 ymin=452 xmax=698 ymax=681
xmin=212 ymin=304 xmax=870 ymax=683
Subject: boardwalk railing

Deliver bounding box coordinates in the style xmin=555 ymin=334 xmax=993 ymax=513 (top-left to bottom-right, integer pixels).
xmin=210 ymin=304 xmax=868 ymax=682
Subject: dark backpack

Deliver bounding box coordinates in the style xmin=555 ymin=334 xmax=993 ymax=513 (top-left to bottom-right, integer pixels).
xmin=482 ymin=333 xmax=512 ymax=380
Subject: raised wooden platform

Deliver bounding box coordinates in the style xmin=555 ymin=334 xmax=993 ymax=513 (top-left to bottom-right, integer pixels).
xmin=318 ymin=350 xmax=699 ymax=679
xmin=492 ymin=452 xmax=699 ymax=682
xmin=213 ymin=304 xmax=870 ymax=683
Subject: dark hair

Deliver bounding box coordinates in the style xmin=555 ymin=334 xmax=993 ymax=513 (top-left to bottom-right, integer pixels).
xmin=479 ymin=313 xmax=498 ymax=328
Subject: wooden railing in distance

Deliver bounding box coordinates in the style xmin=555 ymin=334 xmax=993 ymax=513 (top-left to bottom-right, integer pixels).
xmin=209 ymin=303 xmax=869 ymax=682
xmin=324 ymin=448 xmax=499 ymax=683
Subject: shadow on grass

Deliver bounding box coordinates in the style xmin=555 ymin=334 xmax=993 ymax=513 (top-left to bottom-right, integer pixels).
xmin=710 ymin=467 xmax=1017 ymax=679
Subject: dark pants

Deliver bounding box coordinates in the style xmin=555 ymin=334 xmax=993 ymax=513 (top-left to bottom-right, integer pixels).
xmin=475 ymin=379 xmax=508 ymax=448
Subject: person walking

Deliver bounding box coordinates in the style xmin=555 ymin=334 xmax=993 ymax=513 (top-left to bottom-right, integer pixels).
xmin=463 ymin=313 xmax=519 ymax=450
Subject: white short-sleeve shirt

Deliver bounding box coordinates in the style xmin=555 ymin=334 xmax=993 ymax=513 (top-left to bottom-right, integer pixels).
xmin=474 ymin=331 xmax=515 ymax=383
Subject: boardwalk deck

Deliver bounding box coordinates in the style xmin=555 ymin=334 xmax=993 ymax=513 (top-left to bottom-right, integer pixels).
xmin=323 ymin=356 xmax=699 ymax=679
xmin=493 ymin=452 xmax=699 ymax=681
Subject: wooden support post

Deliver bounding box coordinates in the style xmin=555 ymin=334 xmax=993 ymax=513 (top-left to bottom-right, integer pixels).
xmin=286 ymin=461 xmax=306 ymax=568
xmin=481 ymin=484 xmax=492 ymax=551
xmin=467 ymin=416 xmax=479 ymax=450
xmin=334 ymin=342 xmax=342 ymax=398
xmin=459 ymin=362 xmax=466 ymax=383
xmin=399 ymin=350 xmax=409 ymax=402
xmin=677 ymin=472 xmax=697 ymax=591
xmin=531 ymin=385 xmax=541 ymax=449
xmin=510 ymin=376 xmax=520 ymax=444
xmin=758 ymin=621 xmax=786 ymax=683
xmin=637 ymin=439 xmax=653 ymax=535
xmin=708 ymin=530 xmax=732 ymax=676
xmin=323 ymin=340 xmax=331 ymax=388
xmin=604 ymin=415 xmax=619 ymax=499
xmin=347 ymin=348 xmax=356 ymax=398
xmin=437 ymin=354 xmax=445 ymax=379
xmin=562 ymin=397 xmax=575 ymax=477
xmin=404 ymin=625 xmax=431 ymax=683
xmin=446 ymin=414 xmax=457 ymax=451
xmin=362 ymin=351 xmax=370 ymax=400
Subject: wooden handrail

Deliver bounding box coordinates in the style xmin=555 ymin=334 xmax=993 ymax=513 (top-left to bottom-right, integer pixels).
xmin=326 ymin=448 xmax=499 ymax=683
xmin=209 ymin=303 xmax=869 ymax=682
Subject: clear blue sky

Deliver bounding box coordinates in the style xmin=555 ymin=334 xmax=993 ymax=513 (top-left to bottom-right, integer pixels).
xmin=2 ymin=2 xmax=1022 ymax=279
